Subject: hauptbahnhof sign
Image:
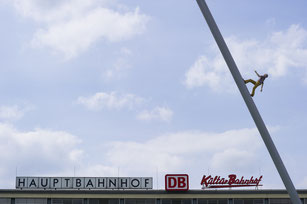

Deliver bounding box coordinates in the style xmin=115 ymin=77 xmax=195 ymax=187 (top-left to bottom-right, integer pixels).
xmin=16 ymin=177 xmax=153 ymax=190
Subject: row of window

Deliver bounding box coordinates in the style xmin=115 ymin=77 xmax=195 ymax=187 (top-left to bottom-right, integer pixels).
xmin=0 ymin=198 xmax=304 ymax=204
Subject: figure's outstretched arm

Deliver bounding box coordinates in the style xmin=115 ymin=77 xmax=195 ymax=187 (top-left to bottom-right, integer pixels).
xmin=261 ymin=83 xmax=264 ymax=92
xmin=255 ymin=70 xmax=260 ymax=77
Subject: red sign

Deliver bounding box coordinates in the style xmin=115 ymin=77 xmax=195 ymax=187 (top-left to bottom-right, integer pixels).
xmin=201 ymin=174 xmax=263 ymax=189
xmin=165 ymin=174 xmax=189 ymax=191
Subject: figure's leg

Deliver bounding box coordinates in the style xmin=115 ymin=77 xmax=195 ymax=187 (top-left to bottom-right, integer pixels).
xmin=251 ymin=82 xmax=260 ymax=97
xmin=244 ymin=79 xmax=256 ymax=85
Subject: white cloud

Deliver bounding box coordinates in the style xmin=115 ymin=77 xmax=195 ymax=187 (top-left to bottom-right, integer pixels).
xmin=0 ymin=105 xmax=33 ymax=121
xmin=77 ymin=92 xmax=145 ymax=111
xmin=137 ymin=106 xmax=173 ymax=122
xmin=104 ymin=47 xmax=133 ymax=79
xmin=211 ymin=148 xmax=256 ymax=170
xmin=74 ymin=164 xmax=118 ymax=177
xmin=185 ymin=55 xmax=224 ymax=91
xmin=12 ymin=0 xmax=149 ymax=59
xmin=185 ymin=25 xmax=307 ymax=92
xmin=0 ymin=105 xmax=24 ymax=120
xmin=105 ymin=128 xmax=263 ymax=174
xmin=0 ymin=123 xmax=289 ymax=189
xmin=0 ymin=123 xmax=83 ymax=188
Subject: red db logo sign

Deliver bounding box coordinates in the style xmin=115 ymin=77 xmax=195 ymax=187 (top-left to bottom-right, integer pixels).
xmin=165 ymin=174 xmax=189 ymax=191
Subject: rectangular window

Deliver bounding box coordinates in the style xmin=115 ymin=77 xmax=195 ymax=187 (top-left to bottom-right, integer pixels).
xmin=0 ymin=199 xmax=10 ymax=204
xmin=162 ymin=199 xmax=191 ymax=204
xmin=89 ymin=199 xmax=119 ymax=204
xmin=161 ymin=200 xmax=171 ymax=204
xmin=253 ymin=199 xmax=264 ymax=204
xmin=234 ymin=199 xmax=264 ymax=204
xmin=16 ymin=199 xmax=47 ymax=204
xmin=52 ymin=199 xmax=83 ymax=204
xmin=125 ymin=199 xmax=155 ymax=204
xmin=198 ymin=199 xmax=227 ymax=204
xmin=269 ymin=199 xmax=291 ymax=204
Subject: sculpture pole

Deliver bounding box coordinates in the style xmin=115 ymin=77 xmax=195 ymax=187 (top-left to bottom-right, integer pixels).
xmin=196 ymin=0 xmax=301 ymax=203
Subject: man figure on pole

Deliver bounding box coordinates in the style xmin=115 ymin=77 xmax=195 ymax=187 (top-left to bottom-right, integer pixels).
xmin=244 ymin=70 xmax=268 ymax=97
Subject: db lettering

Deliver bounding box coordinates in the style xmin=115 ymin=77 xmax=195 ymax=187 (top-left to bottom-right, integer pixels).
xmin=165 ymin=174 xmax=189 ymax=191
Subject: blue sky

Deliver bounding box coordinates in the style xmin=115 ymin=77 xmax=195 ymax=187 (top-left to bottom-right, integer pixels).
xmin=0 ymin=0 xmax=307 ymax=190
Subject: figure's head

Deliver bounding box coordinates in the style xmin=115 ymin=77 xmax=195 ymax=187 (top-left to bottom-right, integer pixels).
xmin=264 ymin=74 xmax=268 ymax=78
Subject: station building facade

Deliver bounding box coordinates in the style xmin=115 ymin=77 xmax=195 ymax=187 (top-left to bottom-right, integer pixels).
xmin=1 ymin=189 xmax=307 ymax=204
xmin=0 ymin=175 xmax=305 ymax=204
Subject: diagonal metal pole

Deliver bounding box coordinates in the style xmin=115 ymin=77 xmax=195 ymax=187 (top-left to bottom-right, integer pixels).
xmin=196 ymin=0 xmax=301 ymax=203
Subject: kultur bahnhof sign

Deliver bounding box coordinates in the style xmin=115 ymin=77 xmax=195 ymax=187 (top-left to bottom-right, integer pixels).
xmin=16 ymin=177 xmax=153 ymax=189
